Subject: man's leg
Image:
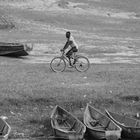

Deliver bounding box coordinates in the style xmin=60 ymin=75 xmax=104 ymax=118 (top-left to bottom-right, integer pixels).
xmin=73 ymin=47 xmax=78 ymax=65
xmin=66 ymin=49 xmax=73 ymax=66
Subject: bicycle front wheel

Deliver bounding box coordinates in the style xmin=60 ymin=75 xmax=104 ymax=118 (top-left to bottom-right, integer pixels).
xmin=50 ymin=57 xmax=66 ymax=72
xmin=75 ymin=56 xmax=90 ymax=72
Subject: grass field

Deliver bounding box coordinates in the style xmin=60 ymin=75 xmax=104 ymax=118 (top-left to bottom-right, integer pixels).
xmin=0 ymin=0 xmax=140 ymax=139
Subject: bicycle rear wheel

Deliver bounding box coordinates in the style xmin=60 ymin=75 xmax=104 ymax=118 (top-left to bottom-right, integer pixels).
xmin=50 ymin=57 xmax=66 ymax=72
xmin=75 ymin=56 xmax=90 ymax=72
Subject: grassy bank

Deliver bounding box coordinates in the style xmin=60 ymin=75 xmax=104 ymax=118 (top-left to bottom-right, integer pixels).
xmin=0 ymin=57 xmax=139 ymax=139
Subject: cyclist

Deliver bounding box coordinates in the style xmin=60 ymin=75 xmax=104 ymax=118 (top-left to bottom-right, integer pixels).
xmin=61 ymin=31 xmax=78 ymax=66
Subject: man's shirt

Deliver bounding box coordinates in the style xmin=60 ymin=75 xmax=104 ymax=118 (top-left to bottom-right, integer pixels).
xmin=63 ymin=35 xmax=78 ymax=50
xmin=69 ymin=36 xmax=78 ymax=49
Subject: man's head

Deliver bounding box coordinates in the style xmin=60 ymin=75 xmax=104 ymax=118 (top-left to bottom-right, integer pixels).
xmin=66 ymin=31 xmax=71 ymax=39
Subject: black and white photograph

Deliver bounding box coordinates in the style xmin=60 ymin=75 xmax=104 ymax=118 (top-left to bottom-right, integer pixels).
xmin=0 ymin=0 xmax=140 ymax=140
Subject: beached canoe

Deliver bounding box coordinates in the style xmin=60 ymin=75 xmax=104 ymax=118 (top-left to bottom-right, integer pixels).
xmin=0 ymin=117 xmax=11 ymax=140
xmin=51 ymin=105 xmax=86 ymax=140
xmin=84 ymin=104 xmax=122 ymax=140
xmin=106 ymin=110 xmax=140 ymax=139
xmin=0 ymin=42 xmax=33 ymax=57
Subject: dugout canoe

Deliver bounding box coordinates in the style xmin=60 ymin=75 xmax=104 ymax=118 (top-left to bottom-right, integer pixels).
xmin=0 ymin=42 xmax=33 ymax=57
xmin=50 ymin=105 xmax=86 ymax=140
xmin=0 ymin=117 xmax=11 ymax=140
xmin=106 ymin=110 xmax=140 ymax=139
xmin=84 ymin=104 xmax=122 ymax=140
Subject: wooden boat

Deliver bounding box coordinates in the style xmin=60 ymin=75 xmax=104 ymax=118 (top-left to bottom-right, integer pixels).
xmin=0 ymin=42 xmax=33 ymax=57
xmin=84 ymin=104 xmax=122 ymax=140
xmin=51 ymin=105 xmax=86 ymax=140
xmin=106 ymin=110 xmax=140 ymax=139
xmin=0 ymin=117 xmax=11 ymax=140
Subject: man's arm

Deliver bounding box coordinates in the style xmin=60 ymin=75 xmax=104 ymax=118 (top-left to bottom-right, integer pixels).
xmin=61 ymin=41 xmax=71 ymax=51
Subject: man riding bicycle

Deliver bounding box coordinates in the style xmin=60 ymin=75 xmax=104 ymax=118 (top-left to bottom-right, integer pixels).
xmin=50 ymin=31 xmax=89 ymax=72
xmin=61 ymin=31 xmax=78 ymax=66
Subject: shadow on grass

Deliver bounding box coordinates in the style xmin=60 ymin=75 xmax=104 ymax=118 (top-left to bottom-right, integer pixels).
xmin=120 ymin=95 xmax=140 ymax=102
xmin=2 ymin=97 xmax=58 ymax=107
xmin=28 ymin=117 xmax=53 ymax=138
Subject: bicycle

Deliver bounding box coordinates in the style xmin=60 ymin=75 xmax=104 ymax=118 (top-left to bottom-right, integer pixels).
xmin=50 ymin=50 xmax=90 ymax=72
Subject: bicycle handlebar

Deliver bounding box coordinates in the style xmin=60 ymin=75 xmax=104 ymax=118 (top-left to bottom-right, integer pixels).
xmin=60 ymin=49 xmax=65 ymax=55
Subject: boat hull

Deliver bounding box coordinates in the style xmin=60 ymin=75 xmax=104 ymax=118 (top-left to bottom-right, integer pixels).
xmin=84 ymin=104 xmax=122 ymax=140
xmin=0 ymin=42 xmax=32 ymax=57
xmin=51 ymin=106 xmax=86 ymax=140
xmin=106 ymin=110 xmax=140 ymax=139
xmin=0 ymin=50 xmax=28 ymax=57
xmin=53 ymin=128 xmax=83 ymax=140
xmin=0 ymin=117 xmax=11 ymax=140
xmin=86 ymin=127 xmax=106 ymax=139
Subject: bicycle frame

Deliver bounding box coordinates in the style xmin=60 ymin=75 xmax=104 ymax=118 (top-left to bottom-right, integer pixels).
xmin=50 ymin=51 xmax=90 ymax=72
xmin=60 ymin=51 xmax=73 ymax=65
